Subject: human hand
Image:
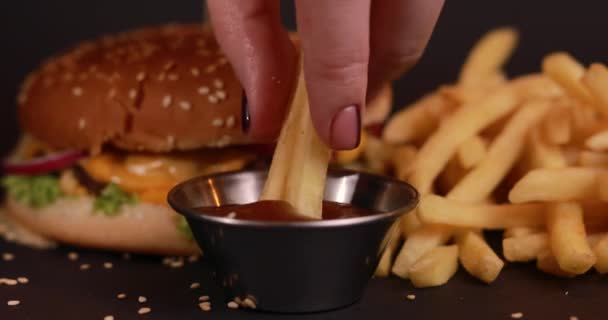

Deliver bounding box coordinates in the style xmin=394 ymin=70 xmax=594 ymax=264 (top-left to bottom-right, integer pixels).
xmin=207 ymin=0 xmax=444 ymax=150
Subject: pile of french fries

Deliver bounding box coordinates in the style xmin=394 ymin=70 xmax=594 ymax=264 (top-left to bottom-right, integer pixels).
xmin=374 ymin=27 xmax=608 ymax=286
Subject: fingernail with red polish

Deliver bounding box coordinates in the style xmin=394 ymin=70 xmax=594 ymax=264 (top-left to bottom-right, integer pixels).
xmin=241 ymin=90 xmax=250 ymax=133
xmin=330 ymin=105 xmax=361 ymax=150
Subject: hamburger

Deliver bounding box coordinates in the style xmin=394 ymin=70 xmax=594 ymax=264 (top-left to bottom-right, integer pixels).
xmin=1 ymin=23 xmax=393 ymax=255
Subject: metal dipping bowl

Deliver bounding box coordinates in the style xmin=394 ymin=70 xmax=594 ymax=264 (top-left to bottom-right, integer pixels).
xmin=168 ymin=169 xmax=418 ymax=313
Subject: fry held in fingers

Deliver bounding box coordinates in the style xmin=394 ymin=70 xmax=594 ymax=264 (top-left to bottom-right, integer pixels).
xmin=261 ymin=56 xmax=331 ymax=218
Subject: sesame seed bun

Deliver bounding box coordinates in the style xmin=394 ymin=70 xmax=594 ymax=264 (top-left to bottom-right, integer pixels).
xmin=5 ymin=195 xmax=199 ymax=255
xmin=17 ymin=24 xmax=392 ymax=153
xmin=18 ymin=24 xmax=247 ymax=153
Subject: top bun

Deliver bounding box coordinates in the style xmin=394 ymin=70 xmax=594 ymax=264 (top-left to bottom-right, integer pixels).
xmin=17 ymin=24 xmax=392 ymax=153
xmin=18 ymin=24 xmax=248 ymax=152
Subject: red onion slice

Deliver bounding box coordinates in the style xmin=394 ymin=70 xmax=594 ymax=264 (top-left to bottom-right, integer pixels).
xmin=2 ymin=150 xmax=87 ymax=175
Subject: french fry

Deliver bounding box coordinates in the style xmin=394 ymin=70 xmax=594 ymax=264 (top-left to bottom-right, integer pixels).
xmin=578 ymin=150 xmax=608 ymax=167
xmin=419 ymin=194 xmax=545 ymax=229
xmin=541 ymin=52 xmax=594 ymax=105
xmin=407 ymin=87 xmax=519 ymax=194
xmin=391 ymin=225 xmax=451 ymax=279
xmin=441 ymin=73 xmax=506 ymax=104
xmin=448 ymin=100 xmax=551 ymax=201
xmin=457 ymin=231 xmax=504 ymax=283
xmin=536 ymin=249 xmax=577 ymax=278
xmin=375 ymin=224 xmax=401 ymax=277
xmin=582 ymin=63 xmax=608 ymax=117
xmin=503 ymin=227 xmax=544 ymax=238
xmin=409 ymin=245 xmax=459 ymax=288
xmin=457 ymin=135 xmax=487 ymax=169
xmin=437 ymin=157 xmax=468 ymax=194
xmin=510 ymin=74 xmax=563 ymax=99
xmin=363 ymin=135 xmax=394 ymax=174
xmin=364 ymin=84 xmax=393 ymax=126
xmin=334 ymin=131 xmax=366 ymax=164
xmin=261 ymin=56 xmax=331 ymax=218
xmin=526 ymin=129 xmax=568 ymax=169
xmin=383 ymin=93 xmax=451 ymax=144
xmin=542 ymin=104 xmax=571 ymax=145
xmin=547 ymin=202 xmax=596 ymax=274
xmin=585 ymin=130 xmax=608 ymax=151
xmin=391 ymin=145 xmax=418 ymax=180
xmin=509 ymin=167 xmax=601 ymax=203
xmin=592 ymin=234 xmax=608 ymax=274
xmin=503 ymin=233 xmax=548 ymax=262
xmin=399 ymin=212 xmax=423 ymax=238
xmin=596 ymin=171 xmax=608 ymax=202
xmin=459 ymin=27 xmax=518 ymax=86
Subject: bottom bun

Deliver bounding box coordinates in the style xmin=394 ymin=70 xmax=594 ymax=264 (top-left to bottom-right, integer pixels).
xmin=5 ymin=196 xmax=199 ymax=255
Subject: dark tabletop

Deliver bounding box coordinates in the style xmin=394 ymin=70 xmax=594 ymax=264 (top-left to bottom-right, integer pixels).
xmin=1 ymin=0 xmax=608 ymax=319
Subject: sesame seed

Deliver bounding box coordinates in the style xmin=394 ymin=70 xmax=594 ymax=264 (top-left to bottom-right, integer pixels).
xmin=170 ymin=258 xmax=184 ymax=268
xmin=128 ymin=88 xmax=138 ymax=100
xmin=78 ymin=118 xmax=87 ymax=130
xmin=225 ymin=116 xmax=236 ymax=128
xmin=511 ymin=312 xmax=524 ymax=319
xmin=243 ymin=298 xmax=256 ymax=309
xmin=68 ymin=252 xmax=79 ymax=261
xmin=197 ymin=86 xmax=210 ymax=95
xmin=205 ymin=65 xmax=216 ymax=73
xmin=208 ymin=95 xmax=219 ymax=104
xmin=80 ymin=263 xmax=91 ymax=270
xmin=212 ymin=118 xmax=224 ymax=127
xmin=104 ymin=316 xmax=114 ymax=320
xmin=199 ymin=302 xmax=211 ymax=311
xmin=163 ymin=61 xmax=176 ymax=71
xmin=72 ymin=87 xmax=83 ymax=97
xmin=3 ymin=253 xmax=15 ymax=261
xmin=160 ymin=95 xmax=173 ymax=108
xmin=64 ymin=73 xmax=74 ymax=81
xmin=138 ymin=296 xmax=147 ymax=303
xmin=406 ymin=294 xmax=416 ymax=300
xmin=213 ymin=79 xmax=224 ymax=89
xmin=108 ymin=88 xmax=117 ymax=99
xmin=227 ymin=212 xmax=236 ymax=219
xmin=168 ymin=73 xmax=179 ymax=81
xmin=569 ymin=317 xmax=579 ymax=320
xmin=179 ymin=101 xmax=192 ymax=111
xmin=199 ymin=295 xmax=210 ymax=302
xmin=157 ymin=72 xmax=166 ymax=81
xmin=190 ymin=282 xmax=201 ymax=289
xmin=215 ymin=90 xmax=227 ymax=100
xmin=103 ymin=262 xmax=113 ymax=269
xmin=136 ymin=72 xmax=147 ymax=82
xmin=7 ymin=300 xmax=20 ymax=306
xmin=117 ymin=293 xmax=127 ymax=299
xmin=191 ymin=67 xmax=200 ymax=77
xmin=17 ymin=277 xmax=28 ymax=284
xmin=166 ymin=135 xmax=175 ymax=146
xmin=138 ymin=307 xmax=151 ymax=315
xmin=227 ymin=301 xmax=239 ymax=309
xmin=1 ymin=278 xmax=17 ymax=286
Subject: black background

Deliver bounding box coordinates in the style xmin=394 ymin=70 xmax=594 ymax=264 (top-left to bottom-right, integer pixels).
xmin=1 ymin=1 xmax=608 ymax=319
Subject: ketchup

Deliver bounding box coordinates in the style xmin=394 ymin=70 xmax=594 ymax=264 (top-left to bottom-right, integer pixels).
xmin=196 ymin=200 xmax=377 ymax=222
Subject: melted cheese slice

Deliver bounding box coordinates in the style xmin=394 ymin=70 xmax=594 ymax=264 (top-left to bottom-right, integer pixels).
xmin=81 ymin=150 xmax=254 ymax=205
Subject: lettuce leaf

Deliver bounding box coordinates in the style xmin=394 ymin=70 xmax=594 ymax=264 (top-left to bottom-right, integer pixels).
xmin=93 ymin=183 xmax=137 ymax=216
xmin=2 ymin=175 xmax=62 ymax=208
xmin=177 ymin=215 xmax=194 ymax=241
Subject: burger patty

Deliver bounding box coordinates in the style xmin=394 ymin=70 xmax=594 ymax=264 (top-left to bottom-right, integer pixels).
xmin=72 ymin=165 xmax=106 ymax=195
